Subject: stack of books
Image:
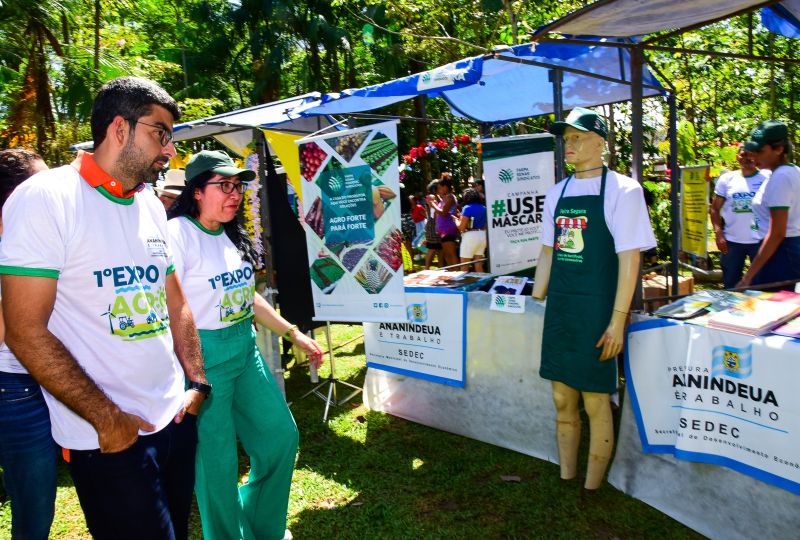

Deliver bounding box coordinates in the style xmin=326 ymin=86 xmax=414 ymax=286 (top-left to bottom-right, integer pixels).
xmin=707 ymin=296 xmax=800 ymax=336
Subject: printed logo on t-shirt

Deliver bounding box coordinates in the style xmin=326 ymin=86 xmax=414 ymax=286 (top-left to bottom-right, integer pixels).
xmin=731 ymin=191 xmax=756 ymax=213
xmin=555 ymin=213 xmax=588 ymax=263
xmin=208 ymin=266 xmax=256 ymax=325
xmin=94 ymin=264 xmax=169 ymax=341
xmin=146 ymin=237 xmax=169 ymax=257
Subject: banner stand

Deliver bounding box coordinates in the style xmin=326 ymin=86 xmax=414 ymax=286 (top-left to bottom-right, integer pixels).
xmin=298 ymin=321 xmax=362 ymax=422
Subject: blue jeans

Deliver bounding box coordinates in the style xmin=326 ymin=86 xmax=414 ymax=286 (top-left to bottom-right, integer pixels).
xmin=720 ymin=241 xmax=760 ymax=289
xmin=0 ymin=371 xmax=58 ymax=540
xmin=753 ymin=236 xmax=800 ymax=289
xmin=66 ymin=415 xmax=198 ymax=540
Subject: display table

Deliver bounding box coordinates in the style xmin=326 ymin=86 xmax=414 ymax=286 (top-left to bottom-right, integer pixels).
xmin=608 ymin=315 xmax=800 ymax=540
xmin=363 ymin=290 xmax=558 ymax=463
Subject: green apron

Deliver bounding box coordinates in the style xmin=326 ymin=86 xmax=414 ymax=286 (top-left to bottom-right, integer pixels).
xmin=540 ymin=167 xmax=619 ymax=393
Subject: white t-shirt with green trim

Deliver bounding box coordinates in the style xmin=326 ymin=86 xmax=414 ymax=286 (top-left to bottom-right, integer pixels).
xmin=714 ymin=169 xmax=768 ymax=244
xmin=0 ymin=165 xmax=184 ymax=450
xmin=751 ymin=164 xmax=800 ymax=240
xmin=168 ymin=216 xmax=255 ymax=331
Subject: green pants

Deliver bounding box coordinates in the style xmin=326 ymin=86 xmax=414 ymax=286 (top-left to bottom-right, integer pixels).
xmin=195 ymin=319 xmax=299 ymax=540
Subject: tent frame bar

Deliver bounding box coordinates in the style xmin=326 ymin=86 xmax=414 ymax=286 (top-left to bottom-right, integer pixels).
xmin=533 ymin=36 xmax=800 ymax=65
xmin=337 ymin=112 xmax=476 ymax=125
xmin=487 ymin=52 xmax=665 ymax=92
xmin=642 ymin=0 xmax=782 ymax=45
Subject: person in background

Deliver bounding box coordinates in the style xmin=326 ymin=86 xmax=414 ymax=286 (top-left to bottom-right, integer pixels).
xmin=168 ymin=150 xmax=324 ymax=540
xmin=474 ymin=178 xmax=486 ymax=203
xmin=738 ymin=120 xmax=800 ymax=289
xmin=155 ymin=168 xmax=186 ymax=211
xmin=399 ymin=192 xmax=415 ymax=267
xmin=710 ymin=145 xmax=769 ymax=289
xmin=431 ymin=172 xmax=460 ymax=267
xmin=424 ymin=180 xmax=442 ymax=269
xmin=410 ymin=194 xmax=427 ymax=246
xmin=457 ymin=188 xmax=487 ymax=272
xmin=0 ymin=148 xmax=55 ymax=540
xmin=0 ymin=77 xmax=208 ymax=540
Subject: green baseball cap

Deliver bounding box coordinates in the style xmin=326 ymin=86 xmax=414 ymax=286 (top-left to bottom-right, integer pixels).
xmin=744 ymin=120 xmax=789 ymax=152
xmin=185 ymin=150 xmax=256 ymax=183
xmin=549 ymin=107 xmax=608 ymax=139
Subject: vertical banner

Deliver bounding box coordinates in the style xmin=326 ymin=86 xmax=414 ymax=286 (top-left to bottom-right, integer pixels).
xmin=297 ymin=121 xmax=406 ymax=322
xmin=481 ymin=134 xmax=555 ymax=274
xmin=364 ymin=288 xmax=467 ymax=387
xmin=681 ymin=165 xmax=710 ymax=257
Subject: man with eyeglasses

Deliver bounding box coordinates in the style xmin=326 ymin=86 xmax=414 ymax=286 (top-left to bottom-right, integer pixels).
xmin=0 ymin=77 xmax=208 ymax=540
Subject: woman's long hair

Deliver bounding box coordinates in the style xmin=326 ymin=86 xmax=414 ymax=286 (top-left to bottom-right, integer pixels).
xmin=167 ymin=169 xmax=259 ymax=266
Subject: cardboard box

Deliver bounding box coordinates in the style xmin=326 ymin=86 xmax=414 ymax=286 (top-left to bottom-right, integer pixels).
xmin=642 ymin=275 xmax=694 ymax=310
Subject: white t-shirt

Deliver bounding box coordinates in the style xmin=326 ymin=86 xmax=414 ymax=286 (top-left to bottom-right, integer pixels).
xmin=714 ymin=169 xmax=769 ymax=244
xmin=541 ymin=170 xmax=657 ymax=253
xmin=0 ymin=165 xmax=184 ymax=450
xmin=168 ymin=216 xmax=255 ymax=331
xmin=0 ymin=277 xmax=25 ymax=374
xmin=752 ymin=164 xmax=800 ymax=240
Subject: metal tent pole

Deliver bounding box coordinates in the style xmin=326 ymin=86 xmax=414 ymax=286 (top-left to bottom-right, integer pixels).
xmin=630 ymin=47 xmax=646 ymax=310
xmin=549 ymin=69 xmax=566 ymax=181
xmin=668 ymin=93 xmax=681 ymax=296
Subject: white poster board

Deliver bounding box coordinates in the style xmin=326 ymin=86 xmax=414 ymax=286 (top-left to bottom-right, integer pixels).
xmin=297 ymin=121 xmax=406 ymax=322
xmin=481 ymin=134 xmax=555 ymax=274
xmin=626 ymin=318 xmax=800 ymax=494
xmin=363 ymin=288 xmax=466 ymax=387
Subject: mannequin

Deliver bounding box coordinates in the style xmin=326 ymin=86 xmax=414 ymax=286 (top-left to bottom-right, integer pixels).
xmin=534 ymin=108 xmax=647 ymax=491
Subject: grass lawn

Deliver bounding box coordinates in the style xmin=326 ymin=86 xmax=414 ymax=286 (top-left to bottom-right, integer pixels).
xmin=1 ymin=324 xmax=700 ymax=539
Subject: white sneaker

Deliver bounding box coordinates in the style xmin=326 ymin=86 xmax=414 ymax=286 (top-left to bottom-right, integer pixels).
xmin=283 ymin=530 xmax=293 ymax=540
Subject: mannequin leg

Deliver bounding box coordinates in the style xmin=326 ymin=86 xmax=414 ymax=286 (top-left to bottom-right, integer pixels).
xmin=551 ymin=381 xmax=581 ymax=480
xmin=582 ymin=391 xmax=614 ymax=490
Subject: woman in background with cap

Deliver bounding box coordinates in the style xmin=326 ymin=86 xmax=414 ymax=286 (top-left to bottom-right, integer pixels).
xmin=738 ymin=120 xmax=800 ymax=289
xmin=168 ymin=150 xmax=324 ymax=540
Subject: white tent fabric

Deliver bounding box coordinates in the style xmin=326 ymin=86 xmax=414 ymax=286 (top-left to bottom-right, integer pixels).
xmin=532 ymin=0 xmax=800 ymax=38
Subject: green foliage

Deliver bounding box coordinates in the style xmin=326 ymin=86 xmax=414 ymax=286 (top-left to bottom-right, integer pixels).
xmin=177 ymin=98 xmax=225 ymax=122
xmin=643 ymin=179 xmax=673 ymax=259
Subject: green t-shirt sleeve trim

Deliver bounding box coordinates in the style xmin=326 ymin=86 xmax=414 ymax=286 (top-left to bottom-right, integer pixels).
xmin=166 ymin=264 xmax=175 ymax=275
xmin=0 ymin=265 xmax=60 ymax=279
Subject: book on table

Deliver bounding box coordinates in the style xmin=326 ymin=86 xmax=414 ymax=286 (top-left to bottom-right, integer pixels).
xmin=706 ymin=297 xmax=800 ymax=336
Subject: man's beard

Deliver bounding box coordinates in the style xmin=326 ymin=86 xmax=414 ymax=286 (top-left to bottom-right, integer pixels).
xmin=117 ymin=138 xmax=168 ymax=186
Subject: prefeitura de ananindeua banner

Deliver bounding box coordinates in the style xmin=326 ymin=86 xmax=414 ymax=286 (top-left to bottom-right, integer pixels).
xmin=626 ymin=319 xmax=800 ymax=494
xmin=297 ymin=120 xmax=406 ymax=322
xmin=481 ymin=134 xmax=555 ymax=274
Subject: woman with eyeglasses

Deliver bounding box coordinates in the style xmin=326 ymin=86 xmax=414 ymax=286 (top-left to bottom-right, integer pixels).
xmin=168 ymin=150 xmax=324 ymax=540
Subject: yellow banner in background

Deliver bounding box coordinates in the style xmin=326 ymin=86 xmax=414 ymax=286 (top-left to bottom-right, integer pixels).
xmin=263 ymin=129 xmax=303 ymax=200
xmin=680 ymin=165 xmax=710 ymax=257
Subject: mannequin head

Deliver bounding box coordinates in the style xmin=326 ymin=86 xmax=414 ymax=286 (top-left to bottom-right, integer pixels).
xmin=563 ymin=126 xmax=605 ymax=175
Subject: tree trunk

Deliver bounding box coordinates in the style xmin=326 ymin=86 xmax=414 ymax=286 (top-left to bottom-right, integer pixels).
xmin=94 ymin=0 xmax=101 ymax=73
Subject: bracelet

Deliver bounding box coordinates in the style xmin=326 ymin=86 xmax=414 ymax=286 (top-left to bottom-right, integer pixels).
xmin=282 ymin=324 xmax=299 ymax=342
xmin=613 ymin=309 xmax=629 ymax=315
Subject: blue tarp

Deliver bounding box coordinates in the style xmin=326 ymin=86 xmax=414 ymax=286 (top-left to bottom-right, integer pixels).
xmin=289 ymin=39 xmax=664 ymax=123
xmin=762 ymin=4 xmax=800 ymax=39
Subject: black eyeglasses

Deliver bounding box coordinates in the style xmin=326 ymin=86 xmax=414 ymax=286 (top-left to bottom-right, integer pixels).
xmin=207 ymin=180 xmax=248 ymax=194
xmin=136 ymin=120 xmax=174 ymax=147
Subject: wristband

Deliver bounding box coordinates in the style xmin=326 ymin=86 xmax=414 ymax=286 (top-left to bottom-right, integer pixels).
xmin=188 ymin=381 xmax=212 ymax=396
xmin=613 ymin=309 xmax=629 ymax=315
xmin=283 ymin=324 xmax=299 ymax=342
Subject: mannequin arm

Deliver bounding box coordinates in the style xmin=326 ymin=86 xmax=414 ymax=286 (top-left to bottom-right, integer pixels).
xmin=595 ymin=248 xmax=640 ymax=360
xmin=532 ymin=245 xmax=553 ymax=300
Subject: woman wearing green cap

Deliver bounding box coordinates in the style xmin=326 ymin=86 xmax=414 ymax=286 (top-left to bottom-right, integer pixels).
xmin=167 ymin=150 xmax=324 ymax=540
xmin=533 ymin=107 xmax=656 ymax=491
xmin=738 ymin=120 xmax=800 ymax=288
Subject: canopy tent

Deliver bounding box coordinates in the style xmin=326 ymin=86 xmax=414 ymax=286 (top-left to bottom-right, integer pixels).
xmin=70 ymin=92 xmax=336 ymax=156
xmin=763 ymin=3 xmax=800 ymax=37
xmin=172 ymin=93 xmax=335 ymax=156
xmin=531 ymin=0 xmax=800 ymax=39
xmin=290 ymin=39 xmax=664 ymax=123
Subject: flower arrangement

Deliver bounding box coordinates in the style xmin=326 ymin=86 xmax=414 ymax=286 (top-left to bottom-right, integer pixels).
xmin=401 ymin=134 xmax=478 ymax=165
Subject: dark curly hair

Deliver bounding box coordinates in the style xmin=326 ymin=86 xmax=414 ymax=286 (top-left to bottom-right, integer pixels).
xmin=0 ymin=148 xmax=44 ymax=209
xmin=461 ymin=188 xmax=482 ymax=206
xmin=167 ymin=170 xmax=259 ymax=266
xmin=91 ymin=77 xmax=180 ymax=148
